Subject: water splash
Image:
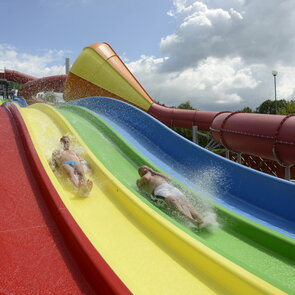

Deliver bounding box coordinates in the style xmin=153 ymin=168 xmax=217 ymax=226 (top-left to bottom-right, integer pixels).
xmin=192 ymin=165 xmax=230 ymax=200
xmin=179 ymin=166 xmax=229 ymax=230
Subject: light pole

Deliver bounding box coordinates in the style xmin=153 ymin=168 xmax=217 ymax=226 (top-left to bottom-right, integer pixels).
xmin=65 ymin=58 xmax=70 ymax=74
xmin=272 ymin=70 xmax=278 ymax=114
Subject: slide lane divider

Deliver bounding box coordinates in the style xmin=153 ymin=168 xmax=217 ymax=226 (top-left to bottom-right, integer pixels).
xmin=53 ymin=106 xmax=290 ymax=294
xmin=4 ymin=102 xmax=132 ymax=295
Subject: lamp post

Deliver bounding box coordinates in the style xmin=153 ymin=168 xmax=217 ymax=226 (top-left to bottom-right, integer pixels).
xmin=272 ymin=70 xmax=278 ymax=114
xmin=65 ymin=58 xmax=70 ymax=74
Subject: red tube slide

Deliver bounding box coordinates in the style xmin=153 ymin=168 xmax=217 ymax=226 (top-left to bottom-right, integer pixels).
xmin=1 ymin=69 xmax=67 ymax=100
xmin=4 ymin=68 xmax=295 ymax=166
xmin=149 ymin=104 xmax=295 ymax=165
xmin=0 ymin=69 xmax=37 ymax=84
xmin=210 ymin=112 xmax=295 ymax=166
xmin=18 ymin=74 xmax=67 ymax=99
xmin=148 ymin=103 xmax=218 ymax=130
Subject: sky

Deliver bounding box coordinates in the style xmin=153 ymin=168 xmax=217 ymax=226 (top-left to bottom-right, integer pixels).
xmin=1 ymin=0 xmax=295 ymax=111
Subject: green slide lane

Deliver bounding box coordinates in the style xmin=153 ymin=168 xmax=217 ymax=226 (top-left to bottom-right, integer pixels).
xmin=57 ymin=104 xmax=295 ymax=294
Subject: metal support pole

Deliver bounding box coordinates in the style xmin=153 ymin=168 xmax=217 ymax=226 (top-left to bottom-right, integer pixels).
xmin=192 ymin=125 xmax=198 ymax=144
xmin=274 ymin=75 xmax=277 ymax=114
xmin=285 ymin=165 xmax=293 ymax=181
xmin=226 ymin=149 xmax=230 ymax=159
xmin=65 ymin=58 xmax=70 ymax=74
xmin=237 ymin=153 xmax=242 ymax=164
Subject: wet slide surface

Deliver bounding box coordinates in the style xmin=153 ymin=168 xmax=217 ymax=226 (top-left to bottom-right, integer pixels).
xmin=71 ymin=97 xmax=295 ymax=237
xmin=19 ymin=103 xmax=286 ymax=294
xmin=56 ymin=104 xmax=294 ymax=294
xmin=0 ymin=106 xmax=94 ymax=294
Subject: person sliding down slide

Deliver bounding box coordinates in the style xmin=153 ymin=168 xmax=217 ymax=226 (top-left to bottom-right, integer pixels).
xmin=51 ymin=136 xmax=93 ymax=195
xmin=136 ymin=165 xmax=204 ymax=227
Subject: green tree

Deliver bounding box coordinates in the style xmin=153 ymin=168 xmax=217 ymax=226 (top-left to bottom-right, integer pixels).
xmin=242 ymin=106 xmax=253 ymax=113
xmin=177 ymin=101 xmax=195 ymax=110
xmin=256 ymin=99 xmax=287 ymax=114
xmin=277 ymin=100 xmax=295 ymax=115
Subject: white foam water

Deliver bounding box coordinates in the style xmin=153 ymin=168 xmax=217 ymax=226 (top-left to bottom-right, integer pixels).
xmin=183 ymin=165 xmax=230 ymax=230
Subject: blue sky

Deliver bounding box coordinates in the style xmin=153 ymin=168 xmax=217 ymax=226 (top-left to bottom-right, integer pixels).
xmin=1 ymin=0 xmax=295 ymax=111
xmin=1 ymin=0 xmax=174 ymax=62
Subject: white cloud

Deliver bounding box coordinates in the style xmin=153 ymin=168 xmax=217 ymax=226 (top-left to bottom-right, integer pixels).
xmin=0 ymin=44 xmax=67 ymax=77
xmin=127 ymin=54 xmax=259 ymax=110
xmin=128 ymin=0 xmax=295 ymax=111
xmin=2 ymin=0 xmax=295 ymax=112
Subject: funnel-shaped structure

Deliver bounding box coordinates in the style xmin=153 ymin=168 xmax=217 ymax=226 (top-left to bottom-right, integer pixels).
xmin=64 ymin=42 xmax=153 ymax=111
xmin=63 ymin=42 xmax=295 ymax=165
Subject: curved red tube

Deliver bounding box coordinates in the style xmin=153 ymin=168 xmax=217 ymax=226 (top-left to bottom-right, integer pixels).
xmin=4 ymin=69 xmax=295 ymax=166
xmin=148 ymin=103 xmax=218 ymax=130
xmin=148 ymin=103 xmax=295 ymax=165
xmin=210 ymin=112 xmax=295 ymax=166
xmin=18 ymin=75 xmax=67 ymax=99
xmin=0 ymin=69 xmax=37 ymax=84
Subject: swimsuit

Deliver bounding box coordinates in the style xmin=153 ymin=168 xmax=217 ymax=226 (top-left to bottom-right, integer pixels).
xmin=153 ymin=183 xmax=184 ymax=200
xmin=63 ymin=161 xmax=78 ymax=168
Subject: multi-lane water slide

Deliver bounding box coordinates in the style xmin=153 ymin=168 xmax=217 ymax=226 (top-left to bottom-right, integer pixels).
xmin=1 ymin=100 xmax=292 ymax=295
xmin=1 ymin=42 xmax=295 ymax=294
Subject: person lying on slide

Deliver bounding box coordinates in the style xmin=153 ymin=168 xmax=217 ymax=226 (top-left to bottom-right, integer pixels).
xmin=51 ymin=136 xmax=93 ymax=195
xmin=136 ymin=165 xmax=203 ymax=227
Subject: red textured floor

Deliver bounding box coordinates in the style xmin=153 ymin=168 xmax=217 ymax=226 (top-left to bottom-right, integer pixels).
xmin=0 ymin=107 xmax=95 ymax=294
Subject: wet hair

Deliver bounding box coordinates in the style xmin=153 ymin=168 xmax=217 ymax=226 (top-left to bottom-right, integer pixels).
xmin=138 ymin=166 xmax=148 ymax=177
xmin=60 ymin=135 xmax=70 ymax=143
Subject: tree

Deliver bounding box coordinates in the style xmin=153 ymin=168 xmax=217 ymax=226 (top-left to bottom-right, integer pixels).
xmin=177 ymin=101 xmax=195 ymax=110
xmin=242 ymin=107 xmax=253 ymax=113
xmin=277 ymin=100 xmax=295 ymax=115
xmin=256 ymin=99 xmax=287 ymax=114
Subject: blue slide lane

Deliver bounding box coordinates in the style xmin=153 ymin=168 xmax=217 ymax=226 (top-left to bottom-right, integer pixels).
xmin=13 ymin=96 xmax=28 ymax=107
xmin=68 ymin=96 xmax=295 ymax=238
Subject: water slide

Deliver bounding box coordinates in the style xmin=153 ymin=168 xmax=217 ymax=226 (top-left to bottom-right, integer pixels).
xmin=1 ymin=41 xmax=294 ymax=294
xmin=0 ymin=104 xmax=95 ymax=294
xmin=3 ymin=101 xmax=288 ymax=294
xmin=64 ymin=42 xmax=295 ymax=165
xmin=0 ymin=68 xmax=66 ymax=101
xmin=59 ymin=98 xmax=295 ymax=293
xmin=69 ymin=97 xmax=295 ymax=237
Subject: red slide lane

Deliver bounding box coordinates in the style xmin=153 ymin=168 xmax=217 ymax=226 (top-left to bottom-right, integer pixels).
xmin=0 ymin=104 xmax=132 ymax=295
xmin=0 ymin=107 xmax=94 ymax=294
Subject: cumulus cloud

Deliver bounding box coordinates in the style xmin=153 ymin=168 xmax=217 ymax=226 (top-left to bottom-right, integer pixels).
xmin=128 ymin=54 xmax=260 ymax=110
xmin=0 ymin=44 xmax=67 ymax=77
xmin=128 ymin=0 xmax=295 ymax=111
xmin=2 ymin=0 xmax=295 ymax=111
xmin=162 ymin=0 xmax=295 ymax=68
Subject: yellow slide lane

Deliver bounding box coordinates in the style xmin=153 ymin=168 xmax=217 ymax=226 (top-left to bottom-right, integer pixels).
xmin=19 ymin=103 xmax=285 ymax=295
